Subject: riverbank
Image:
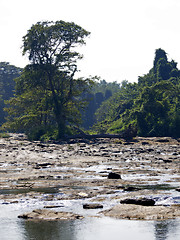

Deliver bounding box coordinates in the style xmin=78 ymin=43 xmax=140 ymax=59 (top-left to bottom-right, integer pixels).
xmin=0 ymin=134 xmax=179 ymax=220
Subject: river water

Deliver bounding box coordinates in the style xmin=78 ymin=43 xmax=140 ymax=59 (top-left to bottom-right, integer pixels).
xmin=0 ymin=135 xmax=180 ymax=239
xmin=0 ymin=203 xmax=180 ymax=240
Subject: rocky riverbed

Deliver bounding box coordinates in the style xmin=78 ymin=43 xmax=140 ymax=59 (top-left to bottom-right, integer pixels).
xmin=0 ymin=134 xmax=180 ymax=220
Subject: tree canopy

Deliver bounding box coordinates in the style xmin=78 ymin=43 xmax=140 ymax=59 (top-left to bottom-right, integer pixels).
xmin=0 ymin=62 xmax=22 ymax=124
xmin=1 ymin=35 xmax=180 ymax=139
xmin=93 ymin=48 xmax=180 ymax=137
xmin=3 ymin=21 xmax=92 ymax=139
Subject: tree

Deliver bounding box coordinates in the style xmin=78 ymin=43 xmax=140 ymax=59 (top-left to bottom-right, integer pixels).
xmin=135 ymin=80 xmax=180 ymax=136
xmin=0 ymin=62 xmax=22 ymax=124
xmin=81 ymin=79 xmax=120 ymax=129
xmin=94 ymin=81 xmax=138 ymax=133
xmin=93 ymin=48 xmax=180 ymax=138
xmin=153 ymin=48 xmax=168 ymax=68
xmin=4 ymin=21 xmax=91 ymax=138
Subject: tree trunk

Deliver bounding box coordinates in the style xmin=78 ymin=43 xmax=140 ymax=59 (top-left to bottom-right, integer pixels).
xmin=57 ymin=113 xmax=66 ymax=139
xmin=47 ymin=70 xmax=66 ymax=139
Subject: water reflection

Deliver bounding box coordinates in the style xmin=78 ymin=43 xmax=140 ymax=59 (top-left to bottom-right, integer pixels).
xmin=1 ymin=209 xmax=179 ymax=240
xmin=154 ymin=220 xmax=179 ymax=240
xmin=19 ymin=217 xmax=180 ymax=240
xmin=20 ymin=220 xmax=76 ymax=240
xmin=20 ymin=218 xmax=155 ymax=240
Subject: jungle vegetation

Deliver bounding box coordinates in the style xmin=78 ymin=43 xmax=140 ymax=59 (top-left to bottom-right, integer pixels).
xmin=0 ymin=62 xmax=22 ymax=124
xmin=0 ymin=20 xmax=179 ymax=140
xmin=94 ymin=48 xmax=180 ymax=138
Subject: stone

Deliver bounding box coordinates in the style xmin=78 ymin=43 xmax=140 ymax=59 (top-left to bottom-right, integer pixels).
xmin=83 ymin=203 xmax=103 ymax=209
xmin=18 ymin=209 xmax=83 ymax=220
xmin=102 ymin=204 xmax=180 ymax=220
xmin=123 ymin=186 xmax=140 ymax=192
xmin=108 ymin=172 xmax=121 ymax=179
xmin=176 ymin=188 xmax=180 ymax=192
xmin=156 ymin=138 xmax=170 ymax=143
xmin=120 ymin=198 xmax=155 ymax=206
xmin=44 ymin=205 xmax=64 ymax=208
xmin=36 ymin=163 xmax=53 ymax=168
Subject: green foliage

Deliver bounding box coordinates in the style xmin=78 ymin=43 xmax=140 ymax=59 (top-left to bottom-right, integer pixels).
xmin=27 ymin=126 xmax=58 ymax=142
xmin=0 ymin=132 xmax=10 ymax=138
xmin=2 ymin=42 xmax=180 ymax=139
xmin=81 ymin=79 xmax=121 ymax=129
xmin=93 ymin=48 xmax=180 ymax=138
xmin=0 ymin=62 xmax=22 ymax=124
xmin=3 ymin=21 xmax=92 ymax=139
xmin=94 ymin=81 xmax=139 ymax=133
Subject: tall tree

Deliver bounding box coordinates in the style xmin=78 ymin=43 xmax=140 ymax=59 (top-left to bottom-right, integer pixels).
xmin=0 ymin=62 xmax=22 ymax=124
xmin=93 ymin=48 xmax=180 ymax=137
xmin=4 ymin=21 xmax=91 ymax=138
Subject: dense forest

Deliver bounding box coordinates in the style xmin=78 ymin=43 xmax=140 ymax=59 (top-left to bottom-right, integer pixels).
xmin=0 ymin=63 xmax=22 ymax=124
xmin=0 ymin=21 xmax=179 ymax=140
xmin=94 ymin=48 xmax=180 ymax=138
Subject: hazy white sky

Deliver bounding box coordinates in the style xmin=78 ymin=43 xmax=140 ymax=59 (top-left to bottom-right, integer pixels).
xmin=0 ymin=0 xmax=180 ymax=82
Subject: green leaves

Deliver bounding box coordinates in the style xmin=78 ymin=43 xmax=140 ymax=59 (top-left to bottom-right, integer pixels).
xmin=92 ymin=48 xmax=180 ymax=138
xmin=22 ymin=20 xmax=90 ymax=67
xmin=3 ymin=21 xmax=92 ymax=139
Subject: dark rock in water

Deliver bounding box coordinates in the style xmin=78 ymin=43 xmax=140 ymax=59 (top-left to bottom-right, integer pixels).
xmin=120 ymin=198 xmax=155 ymax=206
xmin=124 ymin=186 xmax=140 ymax=192
xmin=83 ymin=203 xmax=103 ymax=209
xmin=36 ymin=163 xmax=53 ymax=168
xmin=44 ymin=205 xmax=64 ymax=208
xmin=108 ymin=172 xmax=121 ymax=179
xmin=176 ymin=188 xmax=180 ymax=192
xmin=163 ymin=159 xmax=172 ymax=163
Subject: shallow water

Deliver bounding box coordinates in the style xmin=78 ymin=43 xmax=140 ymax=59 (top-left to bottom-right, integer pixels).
xmin=1 ymin=215 xmax=180 ymax=240
xmin=0 ymin=136 xmax=180 ymax=239
xmin=0 ymin=202 xmax=180 ymax=240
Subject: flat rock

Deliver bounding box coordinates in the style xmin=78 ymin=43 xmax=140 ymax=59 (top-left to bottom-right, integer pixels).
xmin=120 ymin=198 xmax=155 ymax=206
xmin=102 ymin=204 xmax=180 ymax=220
xmin=108 ymin=172 xmax=121 ymax=179
xmin=83 ymin=203 xmax=103 ymax=209
xmin=123 ymin=186 xmax=141 ymax=192
xmin=44 ymin=205 xmax=64 ymax=208
xmin=18 ymin=209 xmax=83 ymax=220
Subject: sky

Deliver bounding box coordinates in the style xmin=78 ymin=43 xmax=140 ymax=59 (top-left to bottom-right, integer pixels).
xmin=0 ymin=0 xmax=180 ymax=83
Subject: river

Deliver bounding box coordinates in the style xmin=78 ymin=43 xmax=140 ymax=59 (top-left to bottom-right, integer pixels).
xmin=0 ymin=201 xmax=180 ymax=240
xmin=0 ymin=135 xmax=180 ymax=239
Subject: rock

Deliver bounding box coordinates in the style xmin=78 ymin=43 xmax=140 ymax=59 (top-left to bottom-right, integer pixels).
xmin=108 ymin=172 xmax=121 ymax=179
xmin=44 ymin=205 xmax=64 ymax=208
xmin=156 ymin=138 xmax=170 ymax=143
xmin=141 ymin=141 xmax=149 ymax=145
xmin=83 ymin=203 xmax=103 ymax=209
xmin=78 ymin=192 xmax=88 ymax=197
xmin=123 ymin=186 xmax=140 ymax=192
xmin=102 ymin=204 xmax=180 ymax=220
xmin=36 ymin=163 xmax=53 ymax=168
xmin=162 ymin=159 xmax=172 ymax=163
xmin=176 ymin=188 xmax=180 ymax=192
xmin=18 ymin=209 xmax=83 ymax=220
xmin=120 ymin=198 xmax=155 ymax=206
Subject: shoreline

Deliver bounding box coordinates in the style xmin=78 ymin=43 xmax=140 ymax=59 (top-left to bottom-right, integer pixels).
xmin=0 ymin=134 xmax=180 ymax=220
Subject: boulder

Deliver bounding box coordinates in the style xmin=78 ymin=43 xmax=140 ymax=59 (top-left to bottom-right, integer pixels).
xmin=83 ymin=203 xmax=103 ymax=209
xmin=102 ymin=204 xmax=180 ymax=220
xmin=108 ymin=172 xmax=121 ymax=179
xmin=44 ymin=205 xmax=64 ymax=208
xmin=120 ymin=198 xmax=155 ymax=206
xmin=123 ymin=186 xmax=140 ymax=192
xmin=18 ymin=209 xmax=83 ymax=220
